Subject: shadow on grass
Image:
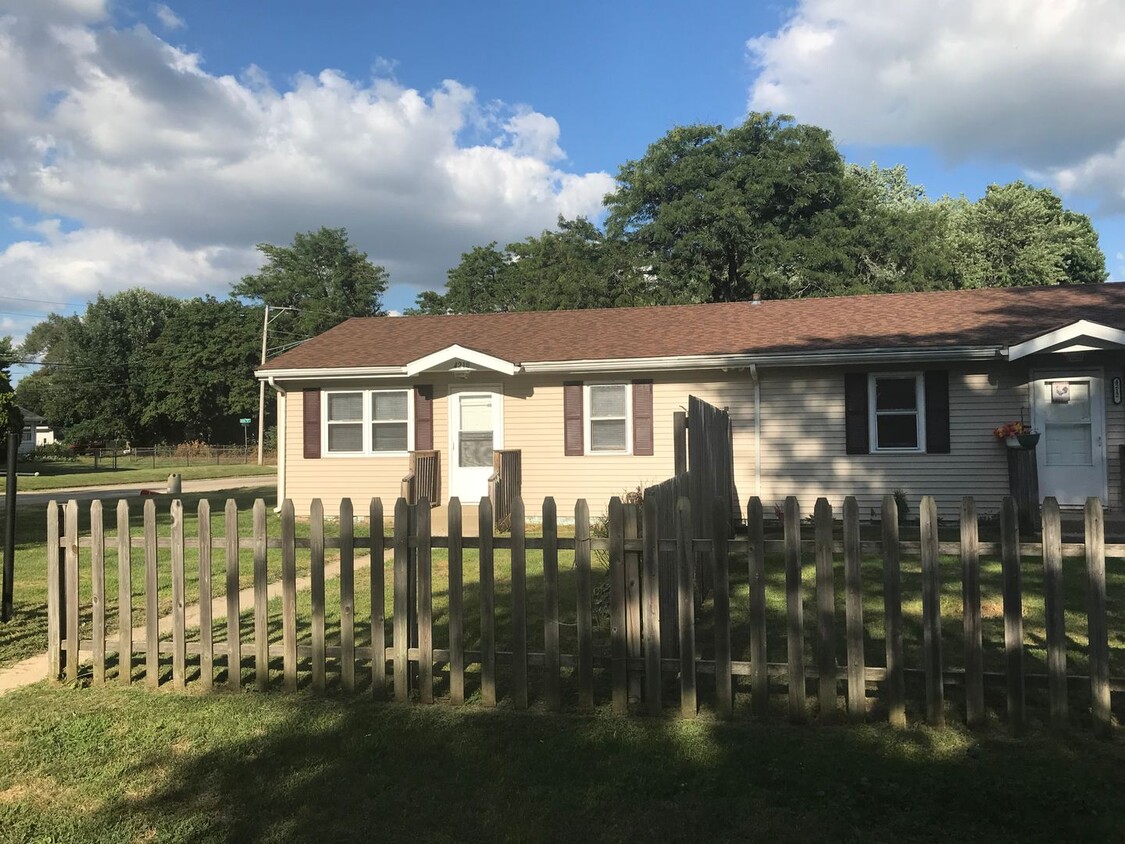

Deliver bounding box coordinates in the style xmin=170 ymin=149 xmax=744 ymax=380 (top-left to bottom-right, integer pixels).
xmin=71 ymin=690 xmax=1124 ymax=843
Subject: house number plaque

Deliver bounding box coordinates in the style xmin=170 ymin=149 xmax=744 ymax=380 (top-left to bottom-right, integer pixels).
xmin=1114 ymin=377 xmax=1122 ymax=405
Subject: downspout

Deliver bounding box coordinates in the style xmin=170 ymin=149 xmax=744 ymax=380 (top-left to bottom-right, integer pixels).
xmin=748 ymin=364 xmax=761 ymax=497
xmin=267 ymin=376 xmax=286 ymax=509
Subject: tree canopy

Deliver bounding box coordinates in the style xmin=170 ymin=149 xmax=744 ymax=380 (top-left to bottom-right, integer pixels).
xmin=233 ymin=226 xmax=389 ymax=338
xmin=419 ymin=113 xmax=1106 ymax=312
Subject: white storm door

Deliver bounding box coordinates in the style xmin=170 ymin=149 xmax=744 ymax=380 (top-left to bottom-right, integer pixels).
xmin=448 ymin=387 xmax=503 ymax=500
xmin=1032 ymin=371 xmax=1107 ymax=505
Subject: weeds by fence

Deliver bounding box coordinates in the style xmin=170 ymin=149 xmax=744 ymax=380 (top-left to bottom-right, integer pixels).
xmin=47 ymin=493 xmax=1120 ymax=735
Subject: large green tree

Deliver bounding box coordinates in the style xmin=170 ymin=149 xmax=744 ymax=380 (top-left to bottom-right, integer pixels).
xmin=0 ymin=337 xmax=18 ymax=436
xmin=233 ymin=227 xmax=389 ymax=339
xmin=941 ymin=181 xmax=1107 ymax=288
xmin=20 ymin=290 xmax=181 ymax=445
xmin=143 ymin=297 xmax=264 ymax=442
xmin=604 ymin=113 xmax=861 ymax=302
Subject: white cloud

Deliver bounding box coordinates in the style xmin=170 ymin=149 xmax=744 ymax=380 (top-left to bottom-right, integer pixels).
xmin=0 ymin=4 xmax=613 ymax=316
xmin=153 ymin=3 xmax=185 ymax=31
xmin=748 ymin=0 xmax=1125 ymax=211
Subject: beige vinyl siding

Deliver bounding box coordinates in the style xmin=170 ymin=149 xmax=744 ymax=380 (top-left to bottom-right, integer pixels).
xmin=278 ymin=355 xmax=1122 ymax=520
xmin=757 ymin=363 xmax=1026 ymax=520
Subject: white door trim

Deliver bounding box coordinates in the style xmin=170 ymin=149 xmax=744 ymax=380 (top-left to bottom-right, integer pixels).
xmin=1030 ymin=367 xmax=1108 ymax=505
xmin=447 ymin=384 xmax=504 ymax=501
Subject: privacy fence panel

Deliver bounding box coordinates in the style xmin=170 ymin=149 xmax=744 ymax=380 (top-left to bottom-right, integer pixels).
xmin=47 ymin=493 xmax=1122 ymax=736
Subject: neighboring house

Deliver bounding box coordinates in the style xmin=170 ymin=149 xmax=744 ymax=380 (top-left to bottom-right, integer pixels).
xmin=256 ymin=284 xmax=1125 ymax=519
xmin=17 ymin=407 xmax=55 ymax=456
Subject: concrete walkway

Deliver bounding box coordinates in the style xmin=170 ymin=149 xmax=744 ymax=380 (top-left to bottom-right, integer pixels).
xmin=0 ymin=501 xmax=384 ymax=697
xmin=10 ymin=474 xmax=277 ymax=509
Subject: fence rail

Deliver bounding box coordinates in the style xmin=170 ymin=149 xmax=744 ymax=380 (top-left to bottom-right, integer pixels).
xmin=47 ymin=493 xmax=1120 ymax=735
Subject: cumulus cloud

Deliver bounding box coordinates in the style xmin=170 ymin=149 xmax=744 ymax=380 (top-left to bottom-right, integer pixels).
xmin=748 ymin=0 xmax=1125 ymax=211
xmin=153 ymin=3 xmax=185 ymax=31
xmin=0 ymin=3 xmax=613 ymax=331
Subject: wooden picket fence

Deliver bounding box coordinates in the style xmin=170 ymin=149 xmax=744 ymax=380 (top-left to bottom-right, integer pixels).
xmin=46 ymin=493 xmax=1121 ymax=734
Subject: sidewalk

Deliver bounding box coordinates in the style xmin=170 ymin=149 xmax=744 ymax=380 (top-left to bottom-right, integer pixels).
xmin=11 ymin=475 xmax=277 ymax=509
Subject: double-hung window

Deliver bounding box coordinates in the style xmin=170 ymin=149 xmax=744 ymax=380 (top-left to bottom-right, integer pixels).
xmin=325 ymin=389 xmax=410 ymax=455
xmin=868 ymin=374 xmax=925 ymax=452
xmin=586 ymin=384 xmax=631 ymax=454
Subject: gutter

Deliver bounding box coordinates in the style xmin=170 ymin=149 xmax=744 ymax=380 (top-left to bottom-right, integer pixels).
xmin=749 ymin=364 xmax=761 ymax=498
xmin=257 ymin=345 xmax=1006 ymax=381
xmin=266 ymin=376 xmax=286 ymax=509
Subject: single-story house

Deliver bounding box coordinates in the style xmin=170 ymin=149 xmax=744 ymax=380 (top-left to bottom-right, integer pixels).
xmin=17 ymin=407 xmax=56 ymax=456
xmin=256 ymin=284 xmax=1125 ymax=519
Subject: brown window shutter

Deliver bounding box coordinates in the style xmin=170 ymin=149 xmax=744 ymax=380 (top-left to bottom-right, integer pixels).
xmin=924 ymin=370 xmax=951 ymax=454
xmin=844 ymin=374 xmax=869 ymax=455
xmin=632 ymin=380 xmax=654 ymax=456
xmin=303 ymin=389 xmax=321 ymax=459
xmin=414 ymin=385 xmax=433 ymax=450
xmin=563 ymin=381 xmax=583 ymax=456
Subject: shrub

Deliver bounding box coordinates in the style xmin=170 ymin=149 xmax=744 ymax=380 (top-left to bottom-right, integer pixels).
xmin=173 ymin=440 xmax=214 ymax=460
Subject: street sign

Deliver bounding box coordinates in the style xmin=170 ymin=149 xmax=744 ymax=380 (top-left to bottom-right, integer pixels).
xmin=239 ymin=418 xmax=252 ymax=425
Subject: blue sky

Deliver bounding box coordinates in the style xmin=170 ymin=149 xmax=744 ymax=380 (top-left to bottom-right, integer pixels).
xmin=3 ymin=0 xmax=1125 ymax=378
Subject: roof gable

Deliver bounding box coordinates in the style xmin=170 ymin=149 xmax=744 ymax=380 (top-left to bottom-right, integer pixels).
xmin=1007 ymin=319 xmax=1125 ymax=360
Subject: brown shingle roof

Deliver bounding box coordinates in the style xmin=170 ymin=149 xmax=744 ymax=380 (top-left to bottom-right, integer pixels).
xmin=260 ymin=284 xmax=1125 ymax=371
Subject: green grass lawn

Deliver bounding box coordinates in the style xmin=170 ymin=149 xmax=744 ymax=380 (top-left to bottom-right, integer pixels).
xmin=0 ymin=682 xmax=1121 ymax=843
xmin=16 ymin=460 xmax=276 ymax=491
xmin=0 ymin=486 xmax=310 ymax=670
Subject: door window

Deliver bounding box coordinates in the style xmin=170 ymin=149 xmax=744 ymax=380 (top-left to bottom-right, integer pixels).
xmin=1043 ymin=380 xmax=1093 ymax=466
xmin=458 ymin=394 xmax=494 ymax=468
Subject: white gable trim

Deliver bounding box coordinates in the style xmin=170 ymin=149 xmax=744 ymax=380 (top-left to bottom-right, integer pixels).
xmin=404 ymin=344 xmax=519 ymax=376
xmin=1007 ymin=320 xmax=1125 ymax=361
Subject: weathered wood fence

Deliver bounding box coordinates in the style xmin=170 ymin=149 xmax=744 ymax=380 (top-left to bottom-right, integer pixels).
xmin=47 ymin=493 xmax=1120 ymax=735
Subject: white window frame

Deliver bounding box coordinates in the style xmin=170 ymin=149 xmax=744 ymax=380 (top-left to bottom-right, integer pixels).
xmin=322 ymin=388 xmax=413 ymax=457
xmin=584 ymin=383 xmax=632 ymax=455
xmin=868 ymin=373 xmax=926 ymax=453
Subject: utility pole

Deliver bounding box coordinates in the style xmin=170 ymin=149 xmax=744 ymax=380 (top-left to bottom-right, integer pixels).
xmin=257 ymin=305 xmax=269 ymax=465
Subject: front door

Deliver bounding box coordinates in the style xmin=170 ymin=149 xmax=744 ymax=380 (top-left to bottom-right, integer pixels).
xmin=1031 ymin=371 xmax=1107 ymax=505
xmin=448 ymin=387 xmax=503 ymax=500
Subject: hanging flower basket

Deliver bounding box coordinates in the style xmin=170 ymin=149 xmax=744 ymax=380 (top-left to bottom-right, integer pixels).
xmin=1016 ymin=432 xmax=1040 ymax=449
xmin=995 ymin=421 xmax=1039 ymax=450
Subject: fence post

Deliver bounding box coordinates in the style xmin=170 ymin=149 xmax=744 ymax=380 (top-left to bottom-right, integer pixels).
xmin=65 ymin=500 xmax=80 ymax=683
xmin=814 ymin=498 xmax=836 ymax=720
xmin=609 ymin=497 xmax=628 ymax=715
xmin=281 ymin=499 xmax=297 ymax=691
xmin=225 ymin=500 xmax=241 ymax=692
xmin=310 ymin=499 xmax=327 ymax=692
xmin=511 ymin=496 xmax=527 ymax=710
xmin=1041 ymin=497 xmax=1066 ymax=728
xmin=170 ymin=499 xmax=186 ymax=690
xmin=143 ymin=499 xmax=158 ymax=688
xmin=46 ymin=501 xmax=61 ymax=680
xmin=253 ymin=499 xmax=269 ymax=692
xmin=673 ymin=410 xmax=687 ymax=476
xmin=783 ymin=496 xmax=805 ymax=723
xmin=676 ymin=497 xmax=696 ymax=718
xmin=1000 ymin=496 xmax=1025 ymax=734
xmin=340 ymin=498 xmax=356 ymax=693
xmin=448 ymin=498 xmax=465 ymax=705
xmin=642 ymin=494 xmax=662 ymax=716
xmin=117 ymin=500 xmax=131 ymax=685
xmin=393 ymin=497 xmax=409 ymax=702
xmin=224 ymin=500 xmax=241 ymax=691
xmin=624 ymin=503 xmax=642 ymax=705
xmin=1085 ymin=497 xmax=1110 ymax=738
xmin=960 ymin=496 xmax=983 ymax=727
xmin=747 ymin=497 xmax=767 ymax=718
xmin=713 ymin=498 xmax=732 ymax=720
xmin=843 ymin=496 xmax=864 ymax=722
xmin=479 ymin=497 xmax=496 ymax=707
xmin=542 ymin=497 xmax=560 ymax=712
xmin=198 ymin=500 xmax=213 ymax=692
xmin=879 ymin=495 xmax=905 ymax=727
xmin=91 ymin=500 xmax=106 ymax=685
xmin=417 ymin=497 xmax=433 ymax=704
xmin=920 ymin=495 xmax=944 ymax=727
xmin=575 ymin=499 xmax=593 ymax=711
xmin=370 ymin=498 xmax=386 ymax=698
